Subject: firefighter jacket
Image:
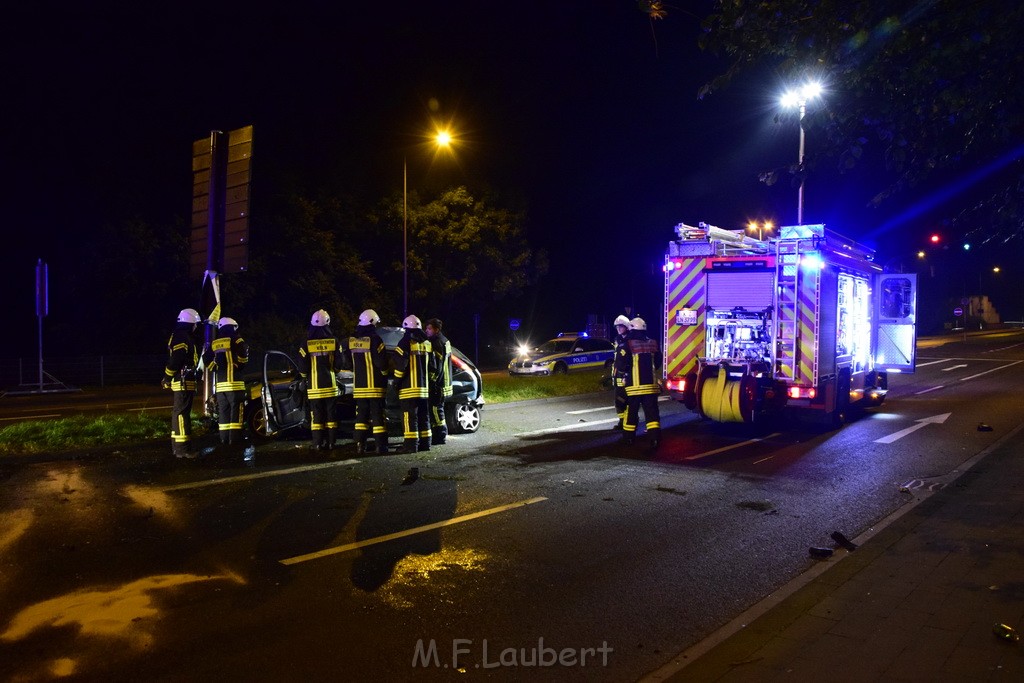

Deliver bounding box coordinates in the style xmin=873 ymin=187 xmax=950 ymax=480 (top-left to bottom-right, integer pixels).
xmin=428 ymin=331 xmax=454 ymax=399
xmin=342 ymin=324 xmax=388 ymax=399
xmin=612 ymin=331 xmax=629 ymax=385
xmin=164 ymin=323 xmax=199 ymax=392
xmin=202 ymin=329 xmax=249 ymax=393
xmin=614 ymin=329 xmax=661 ymax=396
xmin=299 ymin=326 xmax=341 ymax=400
xmin=393 ymin=328 xmax=433 ymax=401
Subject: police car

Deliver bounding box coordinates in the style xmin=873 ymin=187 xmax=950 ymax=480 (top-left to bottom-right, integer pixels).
xmin=508 ymin=332 xmax=615 ymax=376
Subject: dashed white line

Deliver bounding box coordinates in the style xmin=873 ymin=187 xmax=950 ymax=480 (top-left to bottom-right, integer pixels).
xmin=517 ymin=418 xmax=621 ymax=437
xmin=684 ymin=433 xmax=782 ymax=461
xmin=160 ymin=459 xmax=362 ymax=492
xmin=280 ymin=496 xmax=548 ymax=565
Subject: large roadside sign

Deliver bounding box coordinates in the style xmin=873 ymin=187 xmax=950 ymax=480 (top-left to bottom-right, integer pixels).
xmin=190 ymin=126 xmax=253 ymax=280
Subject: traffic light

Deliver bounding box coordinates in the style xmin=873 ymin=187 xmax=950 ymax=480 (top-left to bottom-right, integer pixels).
xmin=929 ymin=234 xmax=941 ymax=244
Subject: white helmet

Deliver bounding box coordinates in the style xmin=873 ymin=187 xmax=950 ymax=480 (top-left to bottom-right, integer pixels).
xmin=217 ymin=317 xmax=238 ymax=329
xmin=311 ymin=309 xmax=331 ymax=327
xmin=402 ymin=315 xmax=422 ymax=329
xmin=613 ymin=315 xmax=630 ymax=327
xmin=359 ymin=309 xmax=380 ymax=326
xmin=177 ymin=308 xmax=201 ymax=324
xmin=628 ymin=316 xmax=647 ymax=331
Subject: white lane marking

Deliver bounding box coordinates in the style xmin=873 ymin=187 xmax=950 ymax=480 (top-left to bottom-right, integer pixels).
xmin=127 ymin=406 xmax=173 ymax=412
xmin=279 ymin=496 xmax=548 ymax=566
xmin=0 ymin=414 xmax=61 ymax=422
xmin=684 ymin=433 xmax=782 ymax=461
xmin=941 ymin=364 xmax=968 ymax=372
xmin=874 ymin=413 xmax=950 ymax=444
xmin=986 ymin=342 xmax=1024 ymax=353
xmin=516 ymin=417 xmax=620 ymax=437
xmin=159 ymin=459 xmax=362 ymax=492
xmin=565 ymin=396 xmax=667 ymax=415
xmin=959 ymin=360 xmax=1023 ymax=382
xmin=915 ymin=358 xmax=951 ymax=367
xmin=914 ymin=385 xmax=946 ymax=395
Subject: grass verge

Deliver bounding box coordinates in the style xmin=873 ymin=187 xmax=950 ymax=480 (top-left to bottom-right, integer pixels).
xmin=482 ymin=369 xmax=611 ymax=403
xmin=0 ymin=413 xmax=176 ymax=456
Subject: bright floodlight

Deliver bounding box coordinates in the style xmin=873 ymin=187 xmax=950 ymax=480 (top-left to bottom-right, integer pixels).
xmin=436 ymin=131 xmax=452 ymax=147
xmin=781 ymin=81 xmax=822 ymax=108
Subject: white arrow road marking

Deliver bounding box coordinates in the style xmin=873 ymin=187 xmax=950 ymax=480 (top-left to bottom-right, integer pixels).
xmin=874 ymin=413 xmax=951 ymax=444
xmin=941 ymin=364 xmax=968 ymax=372
xmin=280 ymin=496 xmax=548 ymax=565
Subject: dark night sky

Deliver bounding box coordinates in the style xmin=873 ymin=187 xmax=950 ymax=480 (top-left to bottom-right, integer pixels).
xmin=2 ymin=3 xmax=922 ymax=356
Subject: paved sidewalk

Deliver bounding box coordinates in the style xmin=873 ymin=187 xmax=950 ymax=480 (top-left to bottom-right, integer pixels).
xmin=646 ymin=423 xmax=1024 ymax=682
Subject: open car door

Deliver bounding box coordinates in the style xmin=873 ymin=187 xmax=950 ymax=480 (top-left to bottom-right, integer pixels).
xmin=261 ymin=350 xmax=308 ymax=435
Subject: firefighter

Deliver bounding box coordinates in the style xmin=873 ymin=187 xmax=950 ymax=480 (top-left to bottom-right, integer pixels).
xmin=425 ymin=318 xmax=453 ymax=445
xmin=299 ymin=309 xmax=341 ymax=451
xmin=341 ymin=309 xmax=389 ymax=455
xmin=393 ymin=314 xmax=433 ymax=452
xmin=615 ymin=316 xmax=662 ymax=448
xmin=611 ymin=314 xmax=631 ymax=430
xmin=162 ymin=308 xmax=201 ymax=459
xmin=201 ymin=317 xmax=250 ymax=454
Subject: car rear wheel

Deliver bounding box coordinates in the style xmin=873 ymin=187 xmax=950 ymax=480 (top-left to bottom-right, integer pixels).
xmin=447 ymin=402 xmax=481 ymax=433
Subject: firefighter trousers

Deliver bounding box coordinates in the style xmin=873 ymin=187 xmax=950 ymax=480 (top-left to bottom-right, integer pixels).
xmin=309 ymin=396 xmax=338 ymax=448
xmin=624 ymin=393 xmax=661 ymax=437
xmin=401 ymin=397 xmax=431 ymax=451
xmin=216 ymin=390 xmax=246 ymax=445
xmin=171 ymin=390 xmax=195 ymax=456
xmin=354 ymin=397 xmax=388 ymax=452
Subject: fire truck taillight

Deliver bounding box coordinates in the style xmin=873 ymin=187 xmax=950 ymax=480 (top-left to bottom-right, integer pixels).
xmin=787 ymin=386 xmax=816 ymax=399
xmin=665 ymin=377 xmax=686 ymax=392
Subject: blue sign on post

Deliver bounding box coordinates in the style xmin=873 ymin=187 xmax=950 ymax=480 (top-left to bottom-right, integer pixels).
xmin=953 ymin=307 xmax=964 ymax=317
xmin=509 ymin=318 xmax=521 ymax=331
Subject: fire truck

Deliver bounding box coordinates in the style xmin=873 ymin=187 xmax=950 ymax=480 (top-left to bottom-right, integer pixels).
xmin=662 ymin=222 xmax=917 ymax=425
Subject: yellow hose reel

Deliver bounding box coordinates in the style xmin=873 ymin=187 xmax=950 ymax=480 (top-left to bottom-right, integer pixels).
xmin=697 ymin=365 xmax=756 ymax=423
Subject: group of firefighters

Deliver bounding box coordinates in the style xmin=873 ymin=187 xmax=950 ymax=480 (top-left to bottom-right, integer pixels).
xmin=163 ymin=306 xmax=663 ymax=459
xmin=162 ymin=307 xmax=453 ymax=460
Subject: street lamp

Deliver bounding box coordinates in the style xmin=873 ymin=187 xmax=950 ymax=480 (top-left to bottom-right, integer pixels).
xmin=746 ymin=220 xmax=774 ymax=241
xmin=780 ymin=81 xmax=822 ymax=225
xmin=403 ymin=130 xmax=454 ymax=316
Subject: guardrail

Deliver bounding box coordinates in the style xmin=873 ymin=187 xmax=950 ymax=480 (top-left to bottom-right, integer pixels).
xmin=0 ymin=355 xmax=165 ymax=391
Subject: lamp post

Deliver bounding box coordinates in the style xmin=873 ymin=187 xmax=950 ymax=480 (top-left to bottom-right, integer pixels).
xmin=403 ymin=130 xmax=454 ymax=317
xmin=746 ymin=220 xmax=774 ymax=241
xmin=780 ymin=82 xmax=822 ymax=225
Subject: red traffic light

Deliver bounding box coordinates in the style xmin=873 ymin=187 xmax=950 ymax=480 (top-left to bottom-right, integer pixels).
xmin=930 ymin=234 xmax=941 ymax=243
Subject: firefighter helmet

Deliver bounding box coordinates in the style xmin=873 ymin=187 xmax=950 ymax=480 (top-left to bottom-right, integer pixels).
xmin=177 ymin=308 xmax=201 ymax=324
xmin=628 ymin=317 xmax=647 ymax=331
xmin=613 ymin=315 xmax=630 ymax=327
xmin=217 ymin=317 xmax=238 ymax=329
xmin=358 ymin=309 xmax=380 ymax=326
xmin=402 ymin=315 xmax=422 ymax=329
xmin=311 ymin=309 xmax=331 ymax=327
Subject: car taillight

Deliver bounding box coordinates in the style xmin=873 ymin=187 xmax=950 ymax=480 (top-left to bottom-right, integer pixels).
xmin=665 ymin=377 xmax=686 ymax=392
xmin=452 ymin=355 xmax=469 ymax=370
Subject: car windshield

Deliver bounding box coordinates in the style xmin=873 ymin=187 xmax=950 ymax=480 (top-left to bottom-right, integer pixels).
xmin=536 ymin=339 xmax=575 ymax=355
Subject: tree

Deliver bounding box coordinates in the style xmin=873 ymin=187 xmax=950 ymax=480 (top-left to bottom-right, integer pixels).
xmin=373 ymin=186 xmax=548 ymax=325
xmin=697 ymin=0 xmax=1024 ymax=241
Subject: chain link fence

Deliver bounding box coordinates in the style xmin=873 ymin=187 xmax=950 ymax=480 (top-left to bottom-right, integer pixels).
xmin=0 ymin=355 xmax=165 ymax=390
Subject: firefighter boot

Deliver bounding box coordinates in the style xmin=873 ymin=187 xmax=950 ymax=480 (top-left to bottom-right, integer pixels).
xmin=376 ymin=436 xmax=389 ymax=455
